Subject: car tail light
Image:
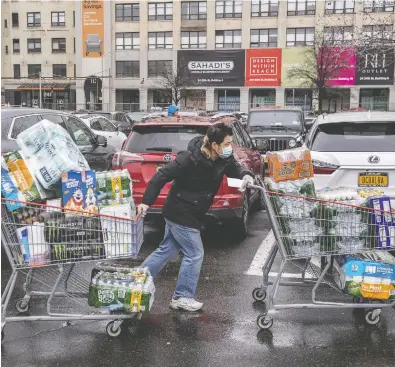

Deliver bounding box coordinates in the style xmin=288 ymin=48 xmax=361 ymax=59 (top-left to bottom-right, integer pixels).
xmin=113 ymin=152 xmax=144 ymax=168
xmin=215 ymin=199 xmax=230 ymax=207
xmin=312 ymin=159 xmax=339 ymax=175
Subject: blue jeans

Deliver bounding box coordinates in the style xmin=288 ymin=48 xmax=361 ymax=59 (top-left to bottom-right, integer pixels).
xmin=142 ymin=219 xmax=204 ymax=299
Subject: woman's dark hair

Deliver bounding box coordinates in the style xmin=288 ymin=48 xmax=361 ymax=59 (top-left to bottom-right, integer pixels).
xmin=201 ymin=122 xmax=233 ymax=158
xmin=207 ymin=122 xmax=233 ymax=144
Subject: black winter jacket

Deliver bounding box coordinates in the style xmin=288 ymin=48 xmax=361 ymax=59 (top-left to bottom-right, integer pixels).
xmin=142 ymin=136 xmax=254 ymax=229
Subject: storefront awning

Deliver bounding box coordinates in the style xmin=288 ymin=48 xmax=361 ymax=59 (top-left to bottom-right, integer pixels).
xmin=17 ymin=83 xmax=70 ymax=91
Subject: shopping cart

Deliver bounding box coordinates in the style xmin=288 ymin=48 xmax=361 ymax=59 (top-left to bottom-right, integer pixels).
xmin=1 ymin=198 xmax=145 ymax=339
xmin=249 ymin=183 xmax=395 ymax=330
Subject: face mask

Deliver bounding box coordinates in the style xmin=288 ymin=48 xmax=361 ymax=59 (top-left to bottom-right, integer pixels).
xmin=219 ymin=146 xmax=233 ymax=159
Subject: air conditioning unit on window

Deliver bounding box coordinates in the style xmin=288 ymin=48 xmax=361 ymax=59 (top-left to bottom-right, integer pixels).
xmin=326 ymin=1 xmax=333 ymax=6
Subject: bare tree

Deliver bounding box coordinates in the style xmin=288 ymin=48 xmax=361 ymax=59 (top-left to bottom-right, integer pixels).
xmin=158 ymin=68 xmax=190 ymax=106
xmin=287 ymin=9 xmax=395 ymax=113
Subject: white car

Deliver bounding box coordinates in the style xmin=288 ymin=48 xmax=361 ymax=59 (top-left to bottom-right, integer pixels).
xmin=79 ymin=115 xmax=127 ymax=150
xmin=304 ymin=111 xmax=395 ymax=202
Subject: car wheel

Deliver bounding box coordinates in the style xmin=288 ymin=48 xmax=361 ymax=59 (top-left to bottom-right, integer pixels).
xmin=232 ymin=194 xmax=249 ymax=240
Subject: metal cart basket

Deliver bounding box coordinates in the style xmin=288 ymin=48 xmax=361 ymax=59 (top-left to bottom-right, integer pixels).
xmin=249 ymin=183 xmax=395 ymax=330
xmin=1 ymin=199 xmax=145 ymax=339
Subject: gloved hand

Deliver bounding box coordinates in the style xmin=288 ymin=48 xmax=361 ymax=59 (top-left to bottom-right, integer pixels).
xmin=137 ymin=203 xmax=149 ymax=217
xmin=239 ymin=175 xmax=254 ymax=193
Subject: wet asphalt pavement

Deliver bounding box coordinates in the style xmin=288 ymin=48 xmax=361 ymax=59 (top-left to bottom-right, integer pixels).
xmin=2 ymin=210 xmax=395 ymax=367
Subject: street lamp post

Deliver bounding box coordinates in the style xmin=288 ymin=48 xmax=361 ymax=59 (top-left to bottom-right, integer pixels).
xmin=39 ymin=72 xmax=42 ymax=108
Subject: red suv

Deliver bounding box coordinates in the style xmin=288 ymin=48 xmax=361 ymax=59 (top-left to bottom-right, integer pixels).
xmin=112 ymin=117 xmax=264 ymax=238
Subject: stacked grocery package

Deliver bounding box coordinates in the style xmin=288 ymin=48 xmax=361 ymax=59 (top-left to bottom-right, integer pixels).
xmin=0 ymin=119 xmax=140 ymax=266
xmin=266 ymin=148 xmax=395 ymax=302
xmin=88 ymin=264 xmax=155 ymax=313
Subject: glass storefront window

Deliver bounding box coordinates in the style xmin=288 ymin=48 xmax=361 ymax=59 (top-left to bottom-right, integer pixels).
xmin=360 ymin=89 xmax=389 ymax=111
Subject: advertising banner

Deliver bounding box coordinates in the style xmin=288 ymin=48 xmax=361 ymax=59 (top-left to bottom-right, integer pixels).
xmin=245 ymin=49 xmax=282 ymax=86
xmin=177 ymin=50 xmax=245 ymax=86
xmin=82 ymin=0 xmax=104 ymax=58
xmin=281 ymin=48 xmax=307 ymax=87
xmin=324 ymin=47 xmax=356 ymax=86
xmin=356 ymin=47 xmax=395 ymax=85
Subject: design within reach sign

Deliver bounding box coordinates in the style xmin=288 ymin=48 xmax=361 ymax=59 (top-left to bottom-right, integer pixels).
xmin=178 ymin=50 xmax=245 ymax=86
xmin=245 ymin=49 xmax=282 ymax=86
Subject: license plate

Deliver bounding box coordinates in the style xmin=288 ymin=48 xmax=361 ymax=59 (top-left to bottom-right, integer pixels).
xmin=156 ymin=164 xmax=164 ymax=172
xmin=358 ymin=172 xmax=389 ymax=187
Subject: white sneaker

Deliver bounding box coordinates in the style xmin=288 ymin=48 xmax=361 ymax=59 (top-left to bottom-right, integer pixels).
xmin=169 ymin=297 xmax=203 ymax=311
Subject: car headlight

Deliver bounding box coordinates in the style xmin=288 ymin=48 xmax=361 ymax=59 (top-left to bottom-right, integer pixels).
xmin=288 ymin=139 xmax=296 ymax=148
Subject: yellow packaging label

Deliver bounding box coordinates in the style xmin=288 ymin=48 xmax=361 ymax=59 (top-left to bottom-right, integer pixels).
xmin=360 ymin=282 xmax=394 ymax=300
xmin=111 ymin=175 xmax=123 ymax=199
xmin=6 ymin=154 xmax=34 ymax=191
xmin=130 ymin=288 xmax=142 ymax=312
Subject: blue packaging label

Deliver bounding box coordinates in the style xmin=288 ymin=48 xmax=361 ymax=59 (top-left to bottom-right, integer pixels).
xmin=369 ymin=196 xmax=393 ymax=225
xmin=343 ymin=258 xmax=395 ymax=280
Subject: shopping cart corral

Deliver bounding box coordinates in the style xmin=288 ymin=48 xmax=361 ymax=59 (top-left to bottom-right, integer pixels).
xmin=1 ymin=199 xmax=146 ymax=340
xmin=248 ymin=184 xmax=395 ymax=330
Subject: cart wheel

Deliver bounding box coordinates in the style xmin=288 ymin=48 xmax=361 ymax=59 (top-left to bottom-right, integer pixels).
xmin=364 ymin=310 xmax=381 ymax=326
xmin=252 ymin=287 xmax=267 ymax=302
xmin=15 ymin=299 xmax=29 ymax=313
xmin=257 ymin=313 xmax=273 ymax=330
xmin=106 ymin=321 xmax=122 ymax=338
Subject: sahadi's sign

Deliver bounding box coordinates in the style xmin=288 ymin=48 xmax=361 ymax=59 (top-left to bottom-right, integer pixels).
xmin=177 ymin=50 xmax=245 ymax=86
xmin=281 ymin=48 xmax=309 ymax=87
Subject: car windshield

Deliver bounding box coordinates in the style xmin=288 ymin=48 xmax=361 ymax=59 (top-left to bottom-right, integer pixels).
xmin=125 ymin=126 xmax=208 ymax=153
xmin=311 ymin=122 xmax=395 ymax=152
xmin=248 ymin=111 xmax=303 ymax=128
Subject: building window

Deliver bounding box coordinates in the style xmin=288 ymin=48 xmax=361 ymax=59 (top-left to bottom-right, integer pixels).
xmin=251 ymin=0 xmax=279 ymax=17
xmin=148 ymin=60 xmax=172 ymax=77
xmin=181 ymin=1 xmax=207 ymax=20
xmin=52 ymin=38 xmax=66 ymax=53
xmin=13 ymin=39 xmax=20 ymax=53
xmin=324 ymin=26 xmax=353 ymax=44
xmin=5 ymin=45 xmax=9 ymax=54
xmin=116 ymin=32 xmax=140 ymax=50
xmin=116 ymin=61 xmax=140 ymax=78
xmin=73 ymin=11 xmax=75 ymax=26
xmin=325 ymin=0 xmax=354 ymax=14
xmin=364 ymin=0 xmax=394 ymax=12
xmin=115 ymin=3 xmax=140 ymax=21
xmin=181 ymin=31 xmax=206 ymax=49
xmin=250 ymin=29 xmax=278 ymax=48
xmin=14 ymin=64 xmax=21 ymax=79
xmin=216 ymin=0 xmax=242 ymax=18
xmin=148 ymin=2 xmax=173 ymax=20
xmin=215 ymin=30 xmax=242 ymax=48
xmin=362 ymin=24 xmax=393 ymax=42
xmin=27 ymin=12 xmax=40 ymax=27
xmin=28 ymin=64 xmax=41 ymax=78
xmin=286 ymin=27 xmax=315 ymax=47
xmin=51 ymin=11 xmax=65 ymax=26
xmin=53 ymin=64 xmax=67 ymax=77
xmin=74 ymin=37 xmax=76 ymax=53
xmin=4 ymin=19 xmax=7 ymax=28
xmin=148 ymin=32 xmax=173 ymax=49
xmin=74 ymin=64 xmax=76 ymax=78
xmin=27 ymin=38 xmax=41 ymax=53
xmin=287 ymin=0 xmax=316 ymax=15
xmin=12 ymin=13 xmax=19 ymax=27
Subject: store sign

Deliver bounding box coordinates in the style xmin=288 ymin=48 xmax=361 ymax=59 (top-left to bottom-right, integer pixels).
xmin=177 ymin=50 xmax=245 ymax=86
xmin=81 ymin=0 xmax=104 ymax=58
xmin=245 ymin=49 xmax=282 ymax=86
xmin=281 ymin=48 xmax=307 ymax=87
xmin=323 ymin=47 xmax=356 ymax=86
xmin=356 ymin=48 xmax=395 ymax=85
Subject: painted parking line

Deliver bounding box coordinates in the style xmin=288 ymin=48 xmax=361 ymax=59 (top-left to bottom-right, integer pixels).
xmin=245 ymin=230 xmax=318 ymax=279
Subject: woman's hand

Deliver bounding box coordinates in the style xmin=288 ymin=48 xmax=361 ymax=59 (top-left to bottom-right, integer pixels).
xmin=137 ymin=203 xmax=149 ymax=217
xmin=239 ymin=175 xmax=254 ymax=192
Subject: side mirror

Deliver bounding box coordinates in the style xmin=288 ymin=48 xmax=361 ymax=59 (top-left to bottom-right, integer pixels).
xmin=305 ymin=118 xmax=315 ymax=130
xmin=96 ymin=135 xmax=107 ymax=147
